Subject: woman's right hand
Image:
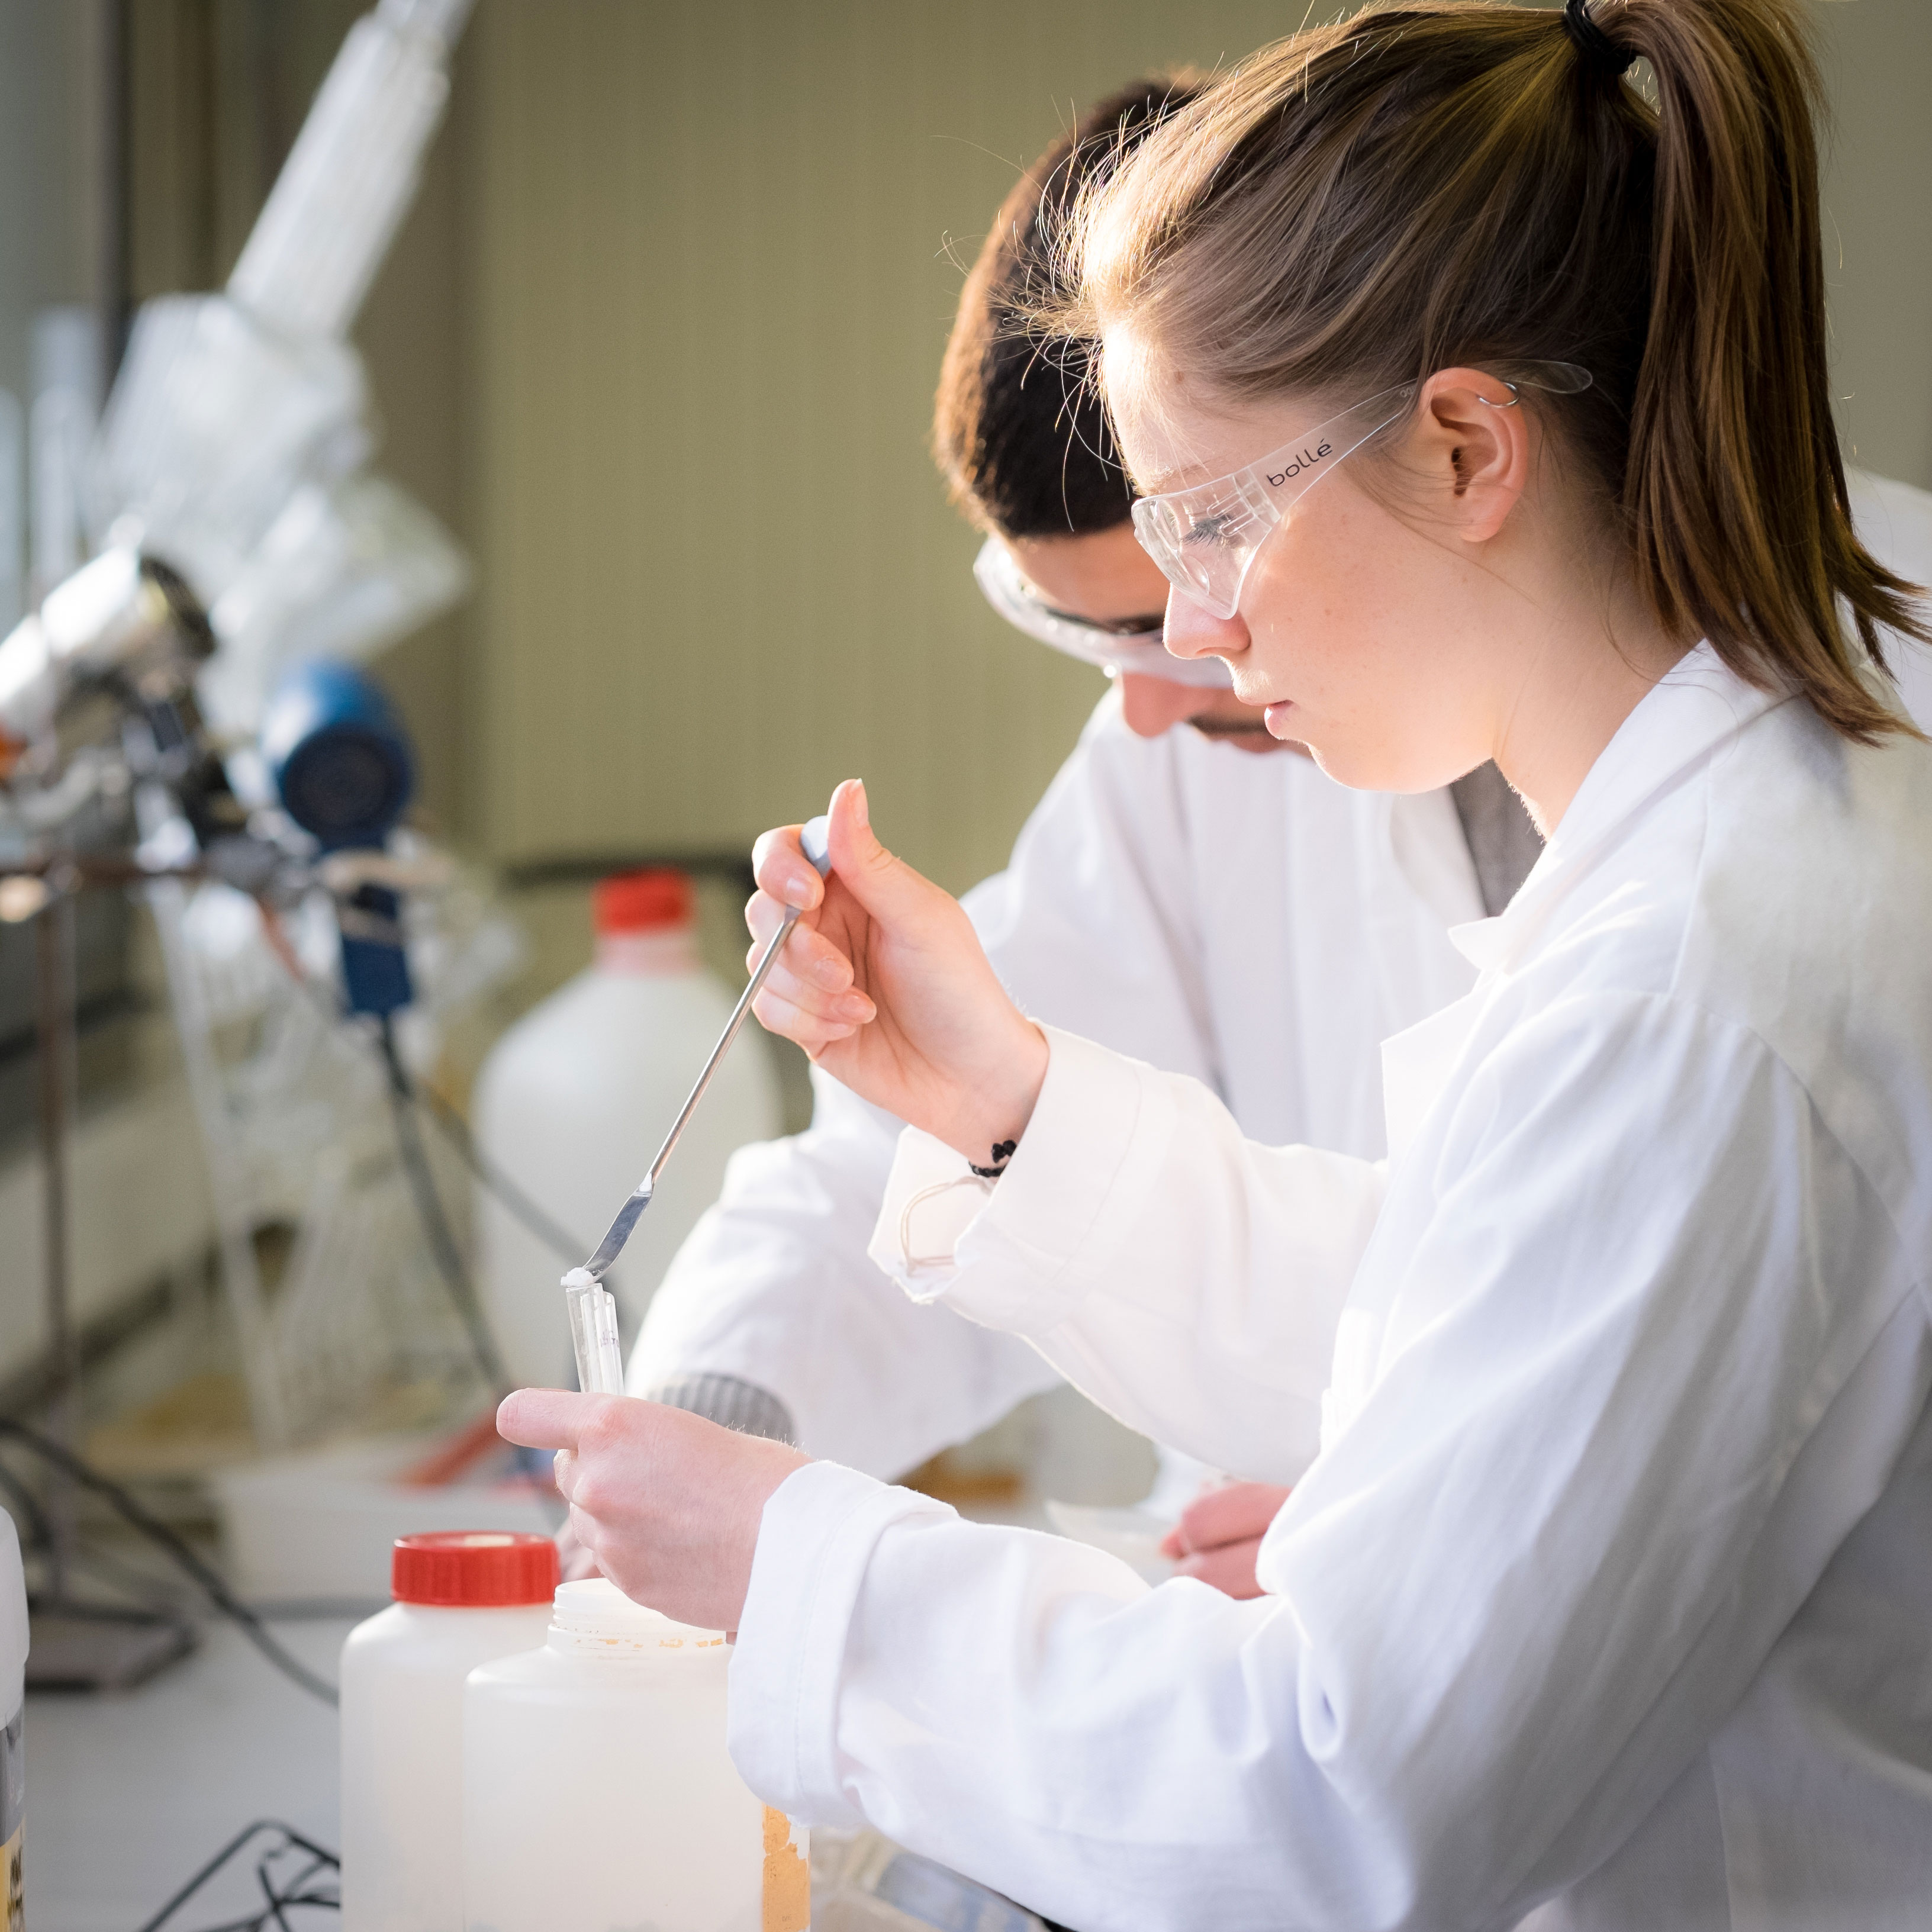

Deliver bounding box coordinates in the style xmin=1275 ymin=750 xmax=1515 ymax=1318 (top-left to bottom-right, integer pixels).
xmin=748 ymin=780 xmax=1049 ymax=1166
xmin=553 ymin=1516 xmax=601 ymax=1583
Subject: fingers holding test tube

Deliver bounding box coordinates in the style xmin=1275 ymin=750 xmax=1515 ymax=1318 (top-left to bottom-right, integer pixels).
xmin=747 ymin=780 xmax=1051 ymax=1165
xmin=498 ymin=1389 xmax=807 ymax=1635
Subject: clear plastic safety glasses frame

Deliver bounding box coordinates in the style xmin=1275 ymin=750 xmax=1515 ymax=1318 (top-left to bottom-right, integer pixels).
xmin=971 ymin=537 xmax=1234 ymax=689
xmin=1130 ymin=362 xmax=1594 ymax=620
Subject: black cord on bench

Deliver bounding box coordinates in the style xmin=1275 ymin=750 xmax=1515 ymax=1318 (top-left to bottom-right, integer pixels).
xmin=0 ymin=1418 xmax=337 ymax=1708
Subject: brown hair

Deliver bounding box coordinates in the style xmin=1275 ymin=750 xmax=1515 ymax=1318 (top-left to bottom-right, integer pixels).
xmin=933 ymin=77 xmax=1200 ymax=539
xmin=1059 ymin=0 xmax=1928 ymax=742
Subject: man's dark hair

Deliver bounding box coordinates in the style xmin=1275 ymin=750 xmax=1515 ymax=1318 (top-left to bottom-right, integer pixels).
xmin=933 ymin=78 xmax=1201 ymax=540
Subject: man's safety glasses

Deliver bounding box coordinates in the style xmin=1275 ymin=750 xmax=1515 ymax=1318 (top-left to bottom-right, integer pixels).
xmin=972 ymin=537 xmax=1234 ymax=690
xmin=1130 ymin=362 xmax=1594 ymax=621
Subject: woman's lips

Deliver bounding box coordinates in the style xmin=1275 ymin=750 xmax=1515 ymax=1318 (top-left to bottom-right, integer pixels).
xmin=1263 ymin=701 xmax=1297 ymax=738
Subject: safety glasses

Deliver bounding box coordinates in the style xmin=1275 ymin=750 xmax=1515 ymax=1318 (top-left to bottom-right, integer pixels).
xmin=1129 ymin=362 xmax=1594 ymax=620
xmin=972 ymin=537 xmax=1234 ymax=690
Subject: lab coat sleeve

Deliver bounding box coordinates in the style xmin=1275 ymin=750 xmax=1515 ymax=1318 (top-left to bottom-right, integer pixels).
xmin=868 ymin=1025 xmax=1387 ymax=1483
xmin=736 ymin=994 xmax=1928 ymax=1931
xmin=629 ymin=1065 xmax=1062 ymax=1477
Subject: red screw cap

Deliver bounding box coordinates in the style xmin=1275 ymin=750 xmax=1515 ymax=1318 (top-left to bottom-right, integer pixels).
xmin=391 ymin=1531 xmax=559 ymax=1606
xmin=594 ymin=868 xmax=693 ymax=935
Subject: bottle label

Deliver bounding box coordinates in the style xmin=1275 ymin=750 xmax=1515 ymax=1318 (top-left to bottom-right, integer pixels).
xmin=762 ymin=1808 xmax=808 ymax=1932
xmin=2 ymin=1702 xmax=21 ymax=1932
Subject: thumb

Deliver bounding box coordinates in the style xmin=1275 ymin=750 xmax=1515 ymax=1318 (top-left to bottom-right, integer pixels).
xmin=823 ymin=779 xmax=936 ymax=925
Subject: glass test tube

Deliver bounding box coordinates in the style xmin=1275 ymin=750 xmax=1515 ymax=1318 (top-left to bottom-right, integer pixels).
xmin=564 ymin=1271 xmax=626 ymax=1396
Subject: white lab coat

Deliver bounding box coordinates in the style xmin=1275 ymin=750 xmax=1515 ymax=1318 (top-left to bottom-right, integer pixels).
xmin=632 ymin=687 xmax=1485 ymax=1473
xmin=729 ymin=646 xmax=1932 ymax=1930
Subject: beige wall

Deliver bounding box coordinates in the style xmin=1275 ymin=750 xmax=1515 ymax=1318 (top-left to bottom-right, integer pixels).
xmin=1813 ymin=0 xmax=1932 ymax=491
xmin=466 ymin=1 xmax=1291 ymax=890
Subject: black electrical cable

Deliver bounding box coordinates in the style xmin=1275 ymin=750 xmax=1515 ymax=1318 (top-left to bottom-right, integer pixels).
xmin=0 ymin=1418 xmax=339 ymax=1708
xmin=376 ymin=1012 xmax=510 ymax=1394
xmin=137 ymin=1818 xmax=339 ymax=1932
xmin=63 ymin=1537 xmax=195 ymax=1612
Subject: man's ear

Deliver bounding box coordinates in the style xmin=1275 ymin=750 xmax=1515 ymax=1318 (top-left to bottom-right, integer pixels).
xmin=1415 ymin=366 xmax=1532 ymax=545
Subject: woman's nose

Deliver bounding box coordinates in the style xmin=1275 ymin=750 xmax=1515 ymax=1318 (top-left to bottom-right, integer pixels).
xmin=1163 ymin=586 xmax=1249 ymax=665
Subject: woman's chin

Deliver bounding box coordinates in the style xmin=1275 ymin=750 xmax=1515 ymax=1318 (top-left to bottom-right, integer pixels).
xmin=1294 ymin=733 xmax=1373 ymax=789
xmin=1300 ymin=737 xmax=1433 ymax=795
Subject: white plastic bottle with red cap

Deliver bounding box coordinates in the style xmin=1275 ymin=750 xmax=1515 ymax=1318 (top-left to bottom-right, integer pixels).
xmin=474 ymin=868 xmax=783 ymax=1389
xmin=462 ymin=1577 xmax=809 ymax=1932
xmin=339 ymin=1531 xmax=560 ymax=1932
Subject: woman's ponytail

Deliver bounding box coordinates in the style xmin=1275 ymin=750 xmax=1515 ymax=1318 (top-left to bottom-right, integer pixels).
xmin=1576 ymin=0 xmax=1925 ymax=739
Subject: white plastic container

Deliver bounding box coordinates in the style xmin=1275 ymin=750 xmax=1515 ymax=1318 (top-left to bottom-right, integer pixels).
xmin=217 ymin=1434 xmax=555 ymax=1602
xmin=340 ymin=1530 xmax=560 ymax=1932
xmin=1 ymin=1510 xmax=25 ymax=1929
xmin=476 ymin=868 xmax=782 ymax=1387
xmin=462 ymin=1577 xmax=808 ymax=1932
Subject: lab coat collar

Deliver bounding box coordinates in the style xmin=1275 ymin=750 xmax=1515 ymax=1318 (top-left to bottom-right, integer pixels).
xmin=1448 ymin=644 xmax=1790 ymax=974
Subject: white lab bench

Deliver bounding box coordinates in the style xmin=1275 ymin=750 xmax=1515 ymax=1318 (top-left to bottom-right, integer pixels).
xmin=26 ymin=1613 xmax=355 ymax=1931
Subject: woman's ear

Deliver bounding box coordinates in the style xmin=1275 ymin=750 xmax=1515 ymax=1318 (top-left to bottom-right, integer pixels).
xmin=1415 ymin=367 xmax=1532 ymax=545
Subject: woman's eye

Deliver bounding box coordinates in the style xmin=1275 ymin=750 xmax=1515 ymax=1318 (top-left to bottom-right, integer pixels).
xmin=1184 ymin=511 xmax=1237 ymax=548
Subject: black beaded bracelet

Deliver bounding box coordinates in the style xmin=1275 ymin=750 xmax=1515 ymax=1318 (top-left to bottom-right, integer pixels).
xmin=968 ymin=1138 xmax=1018 ymax=1180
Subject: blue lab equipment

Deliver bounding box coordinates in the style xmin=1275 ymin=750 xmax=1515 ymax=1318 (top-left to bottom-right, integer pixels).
xmin=261 ymin=659 xmax=417 ymax=1016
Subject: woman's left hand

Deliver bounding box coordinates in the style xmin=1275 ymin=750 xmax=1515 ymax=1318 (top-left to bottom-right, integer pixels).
xmin=497 ymin=1390 xmax=809 ymax=1633
xmin=1159 ymin=1481 xmax=1293 ymax=1599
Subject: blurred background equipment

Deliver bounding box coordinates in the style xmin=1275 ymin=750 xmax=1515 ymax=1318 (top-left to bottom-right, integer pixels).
xmin=0 ymin=0 xmax=500 ymax=1702
xmin=92 ymin=0 xmax=473 ymax=742
xmin=0 ymin=0 xmax=1924 ymax=1922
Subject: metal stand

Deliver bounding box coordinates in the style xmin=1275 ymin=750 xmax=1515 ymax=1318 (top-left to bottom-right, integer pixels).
xmin=24 ymin=867 xmax=192 ymax=1694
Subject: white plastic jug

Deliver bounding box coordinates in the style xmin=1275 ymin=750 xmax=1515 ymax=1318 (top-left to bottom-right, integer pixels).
xmin=1 ymin=1510 xmax=25 ymax=1930
xmin=475 ymin=868 xmax=781 ymax=1387
xmin=340 ymin=1531 xmax=560 ymax=1932
xmin=462 ymin=1577 xmax=808 ymax=1932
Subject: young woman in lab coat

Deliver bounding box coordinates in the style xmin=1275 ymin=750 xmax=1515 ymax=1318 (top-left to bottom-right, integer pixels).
xmin=503 ymin=2 xmax=1932 ymax=1924
xmin=623 ymin=69 xmax=1927 ymax=1604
